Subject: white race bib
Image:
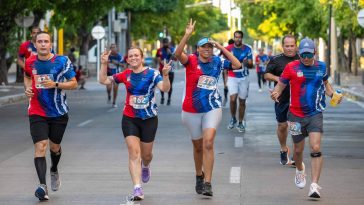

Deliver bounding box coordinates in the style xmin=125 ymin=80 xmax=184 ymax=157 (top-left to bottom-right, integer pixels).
xmin=129 ymin=95 xmax=149 ymax=109
xmin=289 ymin=121 xmax=302 ymax=136
xmin=197 ymin=75 xmax=217 ymax=90
xmin=34 ymin=74 xmax=54 ymax=89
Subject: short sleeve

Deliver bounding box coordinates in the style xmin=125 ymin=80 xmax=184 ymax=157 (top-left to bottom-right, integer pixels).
xmin=62 ymin=57 xmax=76 ymax=80
xmin=279 ymin=64 xmax=291 ymax=85
xmin=113 ymin=72 xmax=124 ymax=84
xmin=24 ymin=58 xmax=32 ymax=77
xmin=265 ymin=58 xmax=277 ymax=74
xmin=153 ymin=70 xmax=163 ymax=86
xmin=220 ymin=57 xmax=232 ymax=70
xmin=18 ymin=43 xmax=26 ymax=58
xmin=247 ymin=48 xmax=253 ymax=60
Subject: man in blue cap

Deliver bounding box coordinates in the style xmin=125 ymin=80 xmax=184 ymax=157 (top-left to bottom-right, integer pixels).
xmin=270 ymin=37 xmax=342 ymax=199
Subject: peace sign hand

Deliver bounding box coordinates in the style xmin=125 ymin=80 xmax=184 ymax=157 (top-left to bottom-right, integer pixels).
xmin=101 ymin=49 xmax=111 ymax=65
xmin=185 ymin=19 xmax=196 ymax=36
xmin=162 ymin=59 xmax=173 ymax=77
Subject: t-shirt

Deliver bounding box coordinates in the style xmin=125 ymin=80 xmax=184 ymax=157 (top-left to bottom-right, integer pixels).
xmin=156 ymin=47 xmax=175 ymax=72
xmin=182 ymin=54 xmax=232 ymax=113
xmin=24 ymin=55 xmax=76 ymax=117
xmin=265 ymin=53 xmax=300 ymax=103
xmin=113 ymin=68 xmax=162 ymax=119
xmin=108 ymin=53 xmax=123 ymax=75
xmin=255 ymin=54 xmax=269 ymax=73
xmin=279 ymin=60 xmax=328 ymax=117
xmin=225 ymin=44 xmax=252 ymax=78
xmin=18 ymin=40 xmax=37 ymax=60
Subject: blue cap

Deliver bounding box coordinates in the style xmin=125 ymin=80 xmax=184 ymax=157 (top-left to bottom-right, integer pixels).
xmin=197 ymin=37 xmax=213 ymax=47
xmin=299 ymin=37 xmax=315 ymax=54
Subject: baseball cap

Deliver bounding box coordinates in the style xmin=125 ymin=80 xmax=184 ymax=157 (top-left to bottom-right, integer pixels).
xmin=197 ymin=37 xmax=213 ymax=47
xmin=299 ymin=37 xmax=315 ymax=54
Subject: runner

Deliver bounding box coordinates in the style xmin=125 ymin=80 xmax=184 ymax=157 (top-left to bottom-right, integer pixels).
xmin=225 ymin=30 xmax=253 ymax=132
xmin=174 ymin=19 xmax=241 ymax=196
xmin=222 ymin=39 xmax=234 ymax=106
xmin=264 ymin=34 xmax=299 ymax=166
xmin=271 ymin=37 xmax=342 ymax=198
xmin=18 ymin=26 xmax=41 ymax=70
xmin=156 ymin=38 xmax=175 ymax=105
xmin=106 ymin=43 xmax=124 ymax=107
xmin=255 ymin=48 xmax=269 ymax=92
xmin=99 ymin=47 xmax=171 ymax=201
xmin=24 ymin=31 xmax=77 ymax=201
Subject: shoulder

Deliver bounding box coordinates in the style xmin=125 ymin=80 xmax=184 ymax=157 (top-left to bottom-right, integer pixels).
xmin=242 ymin=44 xmax=252 ymax=51
xmin=271 ymin=53 xmax=284 ymax=61
xmin=225 ymin=44 xmax=234 ymax=51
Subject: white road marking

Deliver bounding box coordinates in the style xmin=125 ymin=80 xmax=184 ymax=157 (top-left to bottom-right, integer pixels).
xmin=230 ymin=167 xmax=241 ymax=184
xmin=77 ymin=119 xmax=93 ymax=127
xmin=235 ymin=137 xmax=244 ymax=148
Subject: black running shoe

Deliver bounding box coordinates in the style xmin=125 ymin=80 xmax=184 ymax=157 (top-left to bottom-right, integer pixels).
xmin=195 ymin=172 xmax=204 ymax=194
xmin=202 ymin=182 xmax=213 ymax=196
xmin=280 ymin=150 xmax=288 ymax=165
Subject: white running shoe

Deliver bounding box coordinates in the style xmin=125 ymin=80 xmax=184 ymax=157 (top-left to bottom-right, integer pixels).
xmin=294 ymin=162 xmax=306 ymax=189
xmin=308 ymin=183 xmax=322 ymax=198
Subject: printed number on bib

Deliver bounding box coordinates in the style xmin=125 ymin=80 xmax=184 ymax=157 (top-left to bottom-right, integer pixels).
xmin=34 ymin=74 xmax=54 ymax=89
xmin=197 ymin=75 xmax=217 ymax=90
xmin=289 ymin=122 xmax=302 ymax=136
xmin=129 ymin=95 xmax=149 ymax=109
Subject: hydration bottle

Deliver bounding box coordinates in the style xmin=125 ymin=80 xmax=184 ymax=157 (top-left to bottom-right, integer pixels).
xmin=330 ymin=89 xmax=343 ymax=107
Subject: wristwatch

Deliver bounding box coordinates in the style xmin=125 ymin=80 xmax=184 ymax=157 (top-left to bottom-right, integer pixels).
xmin=55 ymin=82 xmax=59 ymax=88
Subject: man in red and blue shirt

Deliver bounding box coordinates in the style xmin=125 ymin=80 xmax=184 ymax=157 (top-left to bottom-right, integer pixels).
xmin=255 ymin=48 xmax=269 ymax=91
xmin=24 ymin=31 xmax=77 ymax=201
xmin=271 ymin=37 xmax=341 ymax=199
xmin=18 ymin=26 xmax=41 ymax=70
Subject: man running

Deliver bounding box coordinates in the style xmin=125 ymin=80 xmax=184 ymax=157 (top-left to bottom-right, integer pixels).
xmin=271 ymin=37 xmax=342 ymax=199
xmin=225 ymin=30 xmax=253 ymax=132
xmin=106 ymin=43 xmax=124 ymax=107
xmin=255 ymin=48 xmax=269 ymax=92
xmin=18 ymin=26 xmax=41 ymax=70
xmin=24 ymin=31 xmax=77 ymax=201
xmin=264 ymin=34 xmax=299 ymax=166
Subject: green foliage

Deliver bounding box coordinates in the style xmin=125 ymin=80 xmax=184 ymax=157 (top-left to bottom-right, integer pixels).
xmin=119 ymin=0 xmax=178 ymax=12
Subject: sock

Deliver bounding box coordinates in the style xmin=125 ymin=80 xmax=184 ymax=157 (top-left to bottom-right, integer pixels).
xmin=50 ymin=147 xmax=62 ymax=172
xmin=34 ymin=157 xmax=47 ymax=185
xmin=134 ymin=184 xmax=142 ymax=189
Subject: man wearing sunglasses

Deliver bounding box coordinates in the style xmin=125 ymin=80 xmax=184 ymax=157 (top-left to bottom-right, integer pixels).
xmin=271 ymin=37 xmax=341 ymax=199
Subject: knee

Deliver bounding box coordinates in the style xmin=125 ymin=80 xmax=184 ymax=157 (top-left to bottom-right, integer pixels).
xmin=129 ymin=149 xmax=141 ymax=161
xmin=311 ymin=145 xmax=321 ymax=153
xmin=203 ymin=140 xmax=214 ymax=151
xmin=278 ymin=123 xmax=288 ymax=131
xmin=142 ymin=153 xmax=153 ymax=162
xmin=294 ymin=147 xmax=304 ymax=155
xmin=193 ymin=144 xmax=203 ymax=154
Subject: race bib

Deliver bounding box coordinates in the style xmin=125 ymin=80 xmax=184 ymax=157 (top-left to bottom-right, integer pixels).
xmin=34 ymin=74 xmax=54 ymax=89
xmin=289 ymin=121 xmax=302 ymax=136
xmin=108 ymin=62 xmax=118 ymax=69
xmin=129 ymin=95 xmax=149 ymax=109
xmin=197 ymin=75 xmax=217 ymax=90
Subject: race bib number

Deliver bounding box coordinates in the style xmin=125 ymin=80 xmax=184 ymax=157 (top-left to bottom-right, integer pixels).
xmin=129 ymin=95 xmax=149 ymax=109
xmin=108 ymin=62 xmax=118 ymax=69
xmin=289 ymin=121 xmax=302 ymax=136
xmin=197 ymin=75 xmax=217 ymax=90
xmin=34 ymin=74 xmax=54 ymax=89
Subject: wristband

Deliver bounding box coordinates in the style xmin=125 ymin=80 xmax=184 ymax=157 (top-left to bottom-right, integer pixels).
xmin=55 ymin=82 xmax=59 ymax=88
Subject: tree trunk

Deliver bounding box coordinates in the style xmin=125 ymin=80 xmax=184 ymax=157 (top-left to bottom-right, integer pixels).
xmin=337 ymin=35 xmax=347 ymax=72
xmin=351 ymin=36 xmax=358 ymax=76
xmin=0 ymin=36 xmax=9 ymax=85
xmin=348 ymin=36 xmax=353 ymax=74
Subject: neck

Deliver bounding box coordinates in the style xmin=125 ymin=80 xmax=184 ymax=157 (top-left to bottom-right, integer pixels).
xmin=38 ymin=53 xmax=53 ymax=61
xmin=198 ymin=55 xmax=210 ymax=63
xmin=131 ymin=65 xmax=145 ymax=73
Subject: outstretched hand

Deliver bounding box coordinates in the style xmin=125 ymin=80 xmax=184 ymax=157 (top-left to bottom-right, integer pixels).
xmin=185 ymin=18 xmax=196 ymax=36
xmin=162 ymin=59 xmax=173 ymax=76
xmin=101 ymin=49 xmax=111 ymax=64
xmin=270 ymin=89 xmax=280 ymax=103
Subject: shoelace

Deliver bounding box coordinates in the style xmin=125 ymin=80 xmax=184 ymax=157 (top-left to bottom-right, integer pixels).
xmin=312 ymin=184 xmax=322 ymax=190
xmin=296 ymin=172 xmax=306 ymax=184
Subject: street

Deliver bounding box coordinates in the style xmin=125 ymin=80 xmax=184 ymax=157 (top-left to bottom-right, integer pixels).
xmin=0 ymin=69 xmax=363 ymax=205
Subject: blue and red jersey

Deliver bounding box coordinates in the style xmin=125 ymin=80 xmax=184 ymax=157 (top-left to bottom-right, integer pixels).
xmin=113 ymin=68 xmax=162 ymax=119
xmin=24 ymin=55 xmax=76 ymax=117
xmin=225 ymin=44 xmax=252 ymax=78
xmin=156 ymin=47 xmax=175 ymax=72
xmin=182 ymin=54 xmax=232 ymax=113
xmin=279 ymin=60 xmax=329 ymax=117
xmin=18 ymin=40 xmax=37 ymax=60
xmin=255 ymin=54 xmax=269 ymax=73
xmin=108 ymin=53 xmax=123 ymax=75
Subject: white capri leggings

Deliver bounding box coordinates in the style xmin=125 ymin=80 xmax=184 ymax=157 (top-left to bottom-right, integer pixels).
xmin=181 ymin=108 xmax=222 ymax=140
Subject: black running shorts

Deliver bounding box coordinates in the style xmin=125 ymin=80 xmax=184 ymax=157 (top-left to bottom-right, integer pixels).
xmin=275 ymin=102 xmax=289 ymax=123
xmin=287 ymin=112 xmax=323 ymax=143
xmin=121 ymin=115 xmax=158 ymax=143
xmin=29 ymin=114 xmax=69 ymax=144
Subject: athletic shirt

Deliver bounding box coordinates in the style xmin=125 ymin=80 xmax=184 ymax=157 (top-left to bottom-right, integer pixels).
xmin=182 ymin=54 xmax=232 ymax=113
xmin=255 ymin=54 xmax=269 ymax=73
xmin=156 ymin=47 xmax=175 ymax=72
xmin=225 ymin=44 xmax=252 ymax=78
xmin=279 ymin=60 xmax=328 ymax=117
xmin=113 ymin=67 xmax=162 ymax=120
xmin=18 ymin=40 xmax=37 ymax=59
xmin=108 ymin=53 xmax=123 ymax=71
xmin=265 ymin=53 xmax=300 ymax=103
xmin=24 ymin=55 xmax=76 ymax=117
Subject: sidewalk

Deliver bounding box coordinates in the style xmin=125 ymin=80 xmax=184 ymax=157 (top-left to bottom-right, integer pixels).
xmin=1 ymin=71 xmax=364 ymax=106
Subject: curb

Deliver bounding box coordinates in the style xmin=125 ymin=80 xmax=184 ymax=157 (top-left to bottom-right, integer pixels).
xmin=0 ymin=93 xmax=27 ymax=106
xmin=340 ymin=87 xmax=364 ymax=103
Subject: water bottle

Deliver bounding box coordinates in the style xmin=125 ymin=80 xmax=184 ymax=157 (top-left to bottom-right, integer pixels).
xmin=330 ymin=89 xmax=343 ymax=107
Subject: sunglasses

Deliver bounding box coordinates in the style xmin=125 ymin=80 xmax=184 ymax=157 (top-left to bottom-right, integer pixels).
xmin=300 ymin=53 xmax=314 ymax=59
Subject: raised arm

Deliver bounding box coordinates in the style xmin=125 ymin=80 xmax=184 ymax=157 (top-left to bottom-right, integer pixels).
xmin=212 ymin=40 xmax=241 ymax=69
xmin=174 ymin=19 xmax=196 ymax=65
xmin=157 ymin=60 xmax=172 ymax=92
xmin=99 ymin=49 xmax=114 ymax=85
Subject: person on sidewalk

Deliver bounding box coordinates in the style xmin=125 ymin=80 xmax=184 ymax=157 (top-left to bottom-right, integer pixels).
xmin=106 ymin=43 xmax=124 ymax=107
xmin=99 ymin=47 xmax=171 ymax=201
xmin=17 ymin=26 xmax=41 ymax=70
xmin=255 ymin=48 xmax=269 ymax=92
xmin=270 ymin=37 xmax=342 ymax=199
xmin=156 ymin=38 xmax=175 ymax=105
xmin=264 ymin=34 xmax=300 ymax=166
xmin=24 ymin=31 xmax=77 ymax=201
xmin=225 ymin=30 xmax=253 ymax=133
xmin=175 ymin=19 xmax=241 ymax=197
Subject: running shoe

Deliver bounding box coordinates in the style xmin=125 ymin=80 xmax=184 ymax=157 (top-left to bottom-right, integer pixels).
xmin=280 ymin=149 xmax=289 ymax=165
xmin=141 ymin=163 xmax=151 ymax=183
xmin=160 ymin=98 xmax=165 ymax=105
xmin=167 ymin=99 xmax=171 ymax=105
xmin=295 ymin=162 xmax=306 ymax=189
xmin=308 ymin=183 xmax=322 ymax=198
xmin=236 ymin=123 xmax=245 ymax=133
xmin=195 ymin=172 xmax=204 ymax=194
xmin=202 ymin=182 xmax=213 ymax=196
xmin=227 ymin=118 xmax=236 ymax=129
xmin=222 ymin=98 xmax=227 ymax=107
xmin=112 ymin=103 xmax=118 ymax=108
xmin=35 ymin=184 xmax=49 ymax=201
xmin=131 ymin=187 xmax=144 ymax=201
xmin=50 ymin=171 xmax=61 ymax=191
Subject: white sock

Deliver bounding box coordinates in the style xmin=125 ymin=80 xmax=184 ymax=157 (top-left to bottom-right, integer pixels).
xmin=134 ymin=184 xmax=142 ymax=189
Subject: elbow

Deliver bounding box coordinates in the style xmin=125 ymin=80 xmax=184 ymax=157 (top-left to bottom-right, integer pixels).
xmin=232 ymin=62 xmax=242 ymax=70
